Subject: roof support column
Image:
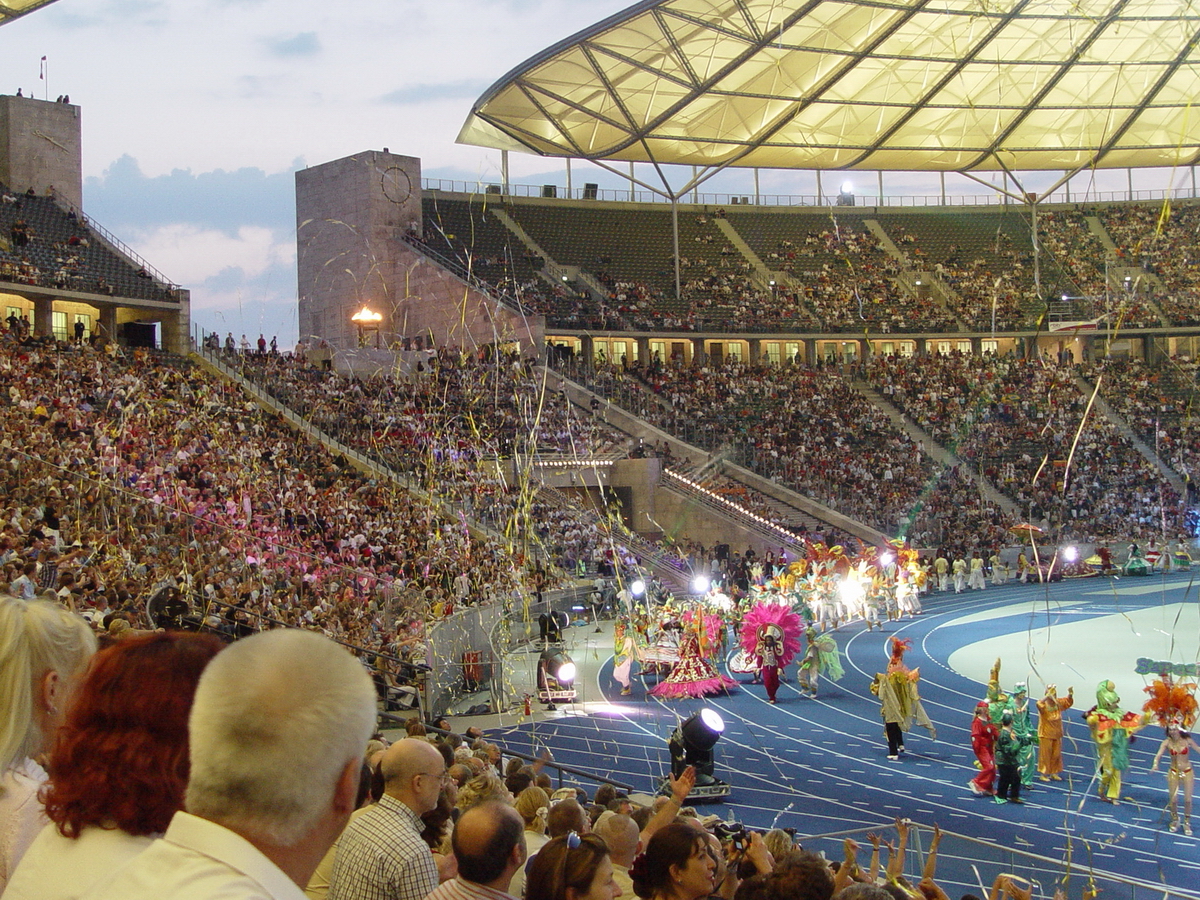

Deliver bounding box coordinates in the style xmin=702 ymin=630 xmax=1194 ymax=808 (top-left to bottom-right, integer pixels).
xmin=501 ymin=151 xmax=509 ymax=195
xmin=816 ymin=170 xmax=823 ymax=205
xmin=671 ymin=197 xmax=681 ymax=302
xmin=754 ymin=168 xmax=760 ymax=205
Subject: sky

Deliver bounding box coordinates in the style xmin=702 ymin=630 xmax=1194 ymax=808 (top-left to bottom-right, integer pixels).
xmin=1 ymin=0 xmax=1192 ymax=346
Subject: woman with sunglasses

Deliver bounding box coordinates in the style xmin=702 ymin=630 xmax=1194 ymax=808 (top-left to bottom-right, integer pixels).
xmin=527 ymin=831 xmax=623 ymax=900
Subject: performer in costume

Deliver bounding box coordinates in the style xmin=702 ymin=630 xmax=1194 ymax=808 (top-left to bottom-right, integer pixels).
xmin=1087 ymin=679 xmax=1149 ymax=803
xmin=1144 ymin=675 xmax=1200 ymax=833
xmin=969 ymin=700 xmax=999 ymax=796
xmin=650 ymin=608 xmax=737 ymax=699
xmin=1152 ymin=722 xmax=1200 ymax=834
xmin=1009 ymin=683 xmax=1036 ymax=786
xmin=796 ymin=626 xmax=844 ymax=698
xmin=737 ymin=600 xmax=802 ymax=703
xmin=870 ymin=637 xmax=936 ymax=760
xmin=612 ymin=617 xmax=639 ymax=696
xmin=1036 ymin=683 xmax=1074 ymax=781
xmin=1125 ymin=543 xmax=1151 ymax=576
xmin=995 ymin=710 xmax=1032 ymax=805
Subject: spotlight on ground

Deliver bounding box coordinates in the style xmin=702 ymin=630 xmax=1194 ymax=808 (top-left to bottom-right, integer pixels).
xmin=664 ymin=709 xmax=730 ymax=800
xmin=692 ymin=575 xmax=711 ymax=594
xmin=537 ymin=649 xmax=577 ymax=709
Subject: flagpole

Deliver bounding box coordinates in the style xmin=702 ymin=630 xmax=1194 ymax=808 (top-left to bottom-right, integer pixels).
xmin=40 ymin=56 xmax=48 ymax=101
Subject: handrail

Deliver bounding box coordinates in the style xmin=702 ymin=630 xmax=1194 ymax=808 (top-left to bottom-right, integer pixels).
xmin=49 ymin=193 xmax=180 ymax=290
xmin=403 ymin=722 xmax=635 ymax=792
xmin=423 ymin=179 xmax=1200 ymax=210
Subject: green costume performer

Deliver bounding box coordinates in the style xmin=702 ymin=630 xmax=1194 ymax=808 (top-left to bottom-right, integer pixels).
xmin=1087 ymin=679 xmax=1148 ymax=803
xmin=1010 ymin=682 xmax=1037 ymax=786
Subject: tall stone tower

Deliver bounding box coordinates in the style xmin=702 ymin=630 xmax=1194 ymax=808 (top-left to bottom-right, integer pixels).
xmin=0 ymin=94 xmax=83 ymax=209
xmin=295 ymin=150 xmax=422 ymax=347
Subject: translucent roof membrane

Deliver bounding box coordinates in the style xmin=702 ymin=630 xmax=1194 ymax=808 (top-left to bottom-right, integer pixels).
xmin=458 ymin=0 xmax=1200 ymax=172
xmin=0 ymin=0 xmax=62 ymax=27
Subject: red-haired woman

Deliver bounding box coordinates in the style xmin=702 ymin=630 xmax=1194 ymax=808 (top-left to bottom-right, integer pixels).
xmin=5 ymin=631 xmax=223 ymax=900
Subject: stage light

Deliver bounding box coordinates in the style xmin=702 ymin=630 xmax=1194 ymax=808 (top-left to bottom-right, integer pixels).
xmin=666 ymin=709 xmax=729 ymax=800
xmin=838 ymin=576 xmax=864 ymax=603
xmin=631 ymin=579 xmax=645 ymax=597
xmin=1063 ymin=545 xmax=1078 ymax=562
xmin=537 ymin=648 xmax=577 ymax=707
xmin=539 ymin=610 xmax=569 ymax=646
xmin=692 ymin=575 xmax=710 ymax=594
xmin=840 ymin=181 xmax=854 ymax=194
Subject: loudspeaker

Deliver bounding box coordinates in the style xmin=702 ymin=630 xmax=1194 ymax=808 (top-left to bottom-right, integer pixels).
xmin=583 ymin=183 xmax=599 ymax=200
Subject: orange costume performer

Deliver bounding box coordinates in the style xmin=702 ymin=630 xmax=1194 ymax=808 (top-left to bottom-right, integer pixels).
xmin=1036 ymin=683 xmax=1074 ymax=781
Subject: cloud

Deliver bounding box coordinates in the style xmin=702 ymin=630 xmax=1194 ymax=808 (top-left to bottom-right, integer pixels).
xmin=264 ymin=31 xmax=320 ymax=57
xmin=122 ymin=223 xmax=293 ymax=285
xmin=379 ymin=81 xmax=490 ymax=105
xmin=84 ymin=155 xmax=296 ymax=233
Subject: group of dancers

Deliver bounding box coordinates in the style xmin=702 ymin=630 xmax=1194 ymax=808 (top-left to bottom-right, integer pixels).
xmin=965 ymin=658 xmax=1200 ymax=832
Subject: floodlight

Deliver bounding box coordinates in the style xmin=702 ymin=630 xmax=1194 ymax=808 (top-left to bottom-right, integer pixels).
xmin=841 ymin=182 xmax=854 ymax=194
xmin=692 ymin=575 xmax=710 ymax=594
xmin=666 ymin=709 xmax=730 ymax=799
xmin=880 ymin=552 xmax=895 ymax=565
xmin=1063 ymin=546 xmax=1078 ymax=562
xmin=538 ymin=610 xmax=569 ymax=646
xmin=537 ymin=648 xmax=577 ymax=706
xmin=631 ymin=579 xmax=645 ymax=597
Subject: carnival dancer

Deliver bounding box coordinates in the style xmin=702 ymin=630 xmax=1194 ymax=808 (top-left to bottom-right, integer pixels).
xmin=968 ymin=552 xmax=986 ymax=591
xmin=1151 ymin=722 xmax=1200 ymax=834
xmin=1036 ymin=683 xmax=1074 ymax=781
xmin=1009 ymin=683 xmax=1036 ymax=786
xmin=990 ymin=550 xmax=1006 ymax=586
xmin=870 ymin=637 xmax=936 ymax=760
xmin=969 ymin=701 xmax=999 ymax=796
xmin=650 ymin=609 xmax=737 ymax=699
xmin=952 ymin=555 xmax=968 ymax=593
xmin=737 ymin=596 xmax=802 ymax=703
xmin=1016 ymin=551 xmax=1030 ymax=583
xmin=1144 ymin=675 xmax=1200 ymax=833
xmin=612 ymin=616 xmax=640 ymax=696
xmin=797 ymin=626 xmax=844 ymax=699
xmin=995 ymin=710 xmax=1031 ymax=805
xmin=934 ymin=552 xmax=950 ymax=592
xmin=1087 ymin=680 xmax=1149 ymax=803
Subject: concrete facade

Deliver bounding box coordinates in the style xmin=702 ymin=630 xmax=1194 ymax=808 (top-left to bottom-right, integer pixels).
xmin=0 ymin=94 xmax=83 ymax=209
xmin=296 ymin=150 xmax=542 ymax=355
xmin=296 ymin=150 xmax=423 ymax=347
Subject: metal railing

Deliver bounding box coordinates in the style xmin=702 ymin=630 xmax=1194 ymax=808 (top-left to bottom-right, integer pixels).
xmin=423 ymin=178 xmax=1200 ymax=210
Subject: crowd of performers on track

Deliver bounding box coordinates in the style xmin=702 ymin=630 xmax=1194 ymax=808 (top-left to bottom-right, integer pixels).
xmin=606 ymin=539 xmax=1200 ymax=835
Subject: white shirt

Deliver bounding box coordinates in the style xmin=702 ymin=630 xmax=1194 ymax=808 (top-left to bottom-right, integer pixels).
xmin=6 ymin=824 xmax=153 ymax=900
xmin=0 ymin=758 xmax=49 ymax=894
xmin=82 ymin=811 xmax=307 ymax=900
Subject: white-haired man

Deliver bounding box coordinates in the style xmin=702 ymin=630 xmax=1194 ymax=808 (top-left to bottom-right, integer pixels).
xmin=327 ymin=738 xmax=445 ymax=900
xmin=84 ymin=629 xmax=376 ymax=900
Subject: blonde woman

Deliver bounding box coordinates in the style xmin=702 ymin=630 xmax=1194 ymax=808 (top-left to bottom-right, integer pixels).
xmin=511 ymin=786 xmax=552 ymax=897
xmin=0 ymin=597 xmax=97 ymax=892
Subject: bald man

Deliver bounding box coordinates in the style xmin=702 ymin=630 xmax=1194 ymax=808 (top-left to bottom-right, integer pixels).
xmin=329 ymin=738 xmax=446 ymax=900
xmin=425 ymin=802 xmax=526 ymax=900
xmin=593 ymin=812 xmax=638 ymax=899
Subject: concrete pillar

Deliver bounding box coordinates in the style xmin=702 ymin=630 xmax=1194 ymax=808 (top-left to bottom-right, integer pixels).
xmin=97 ymin=306 xmax=118 ymax=345
xmin=636 ymin=336 xmax=650 ymax=364
xmin=802 ymin=339 xmax=815 ymax=365
xmin=32 ymin=297 xmax=53 ymax=338
xmin=159 ymin=306 xmax=191 ymax=355
xmin=748 ymin=338 xmax=761 ymax=364
xmin=915 ymin=337 xmax=927 ymax=357
xmin=580 ymin=335 xmax=595 ymax=370
xmin=971 ymin=337 xmax=982 ymax=356
xmin=1081 ymin=335 xmax=1095 ymax=363
xmin=691 ymin=338 xmax=705 ymax=365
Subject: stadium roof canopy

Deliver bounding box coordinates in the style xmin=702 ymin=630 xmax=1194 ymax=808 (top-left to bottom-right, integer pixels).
xmin=458 ymin=0 xmax=1200 ymax=180
xmin=0 ymin=0 xmax=61 ymax=27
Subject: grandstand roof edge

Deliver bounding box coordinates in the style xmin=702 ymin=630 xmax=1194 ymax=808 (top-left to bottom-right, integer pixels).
xmin=0 ymin=0 xmax=64 ymax=28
